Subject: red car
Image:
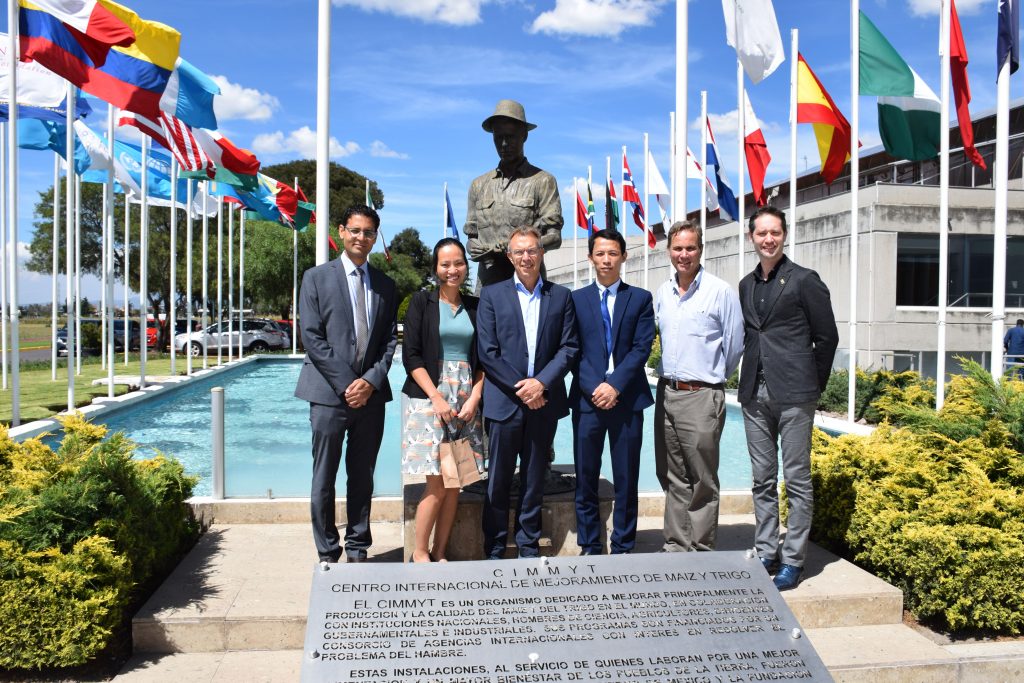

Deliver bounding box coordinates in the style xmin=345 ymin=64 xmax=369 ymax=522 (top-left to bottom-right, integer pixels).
xmin=147 ymin=321 xmax=158 ymax=348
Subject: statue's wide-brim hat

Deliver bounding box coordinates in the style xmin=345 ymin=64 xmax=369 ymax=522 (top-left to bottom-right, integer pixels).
xmin=481 ymin=99 xmax=537 ymax=132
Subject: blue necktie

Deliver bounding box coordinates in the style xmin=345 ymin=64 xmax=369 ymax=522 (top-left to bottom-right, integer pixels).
xmin=601 ymin=288 xmax=613 ymax=360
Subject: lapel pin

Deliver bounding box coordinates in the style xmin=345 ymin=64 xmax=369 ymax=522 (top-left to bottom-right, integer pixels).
xmin=780 ymin=277 xmax=786 ymax=285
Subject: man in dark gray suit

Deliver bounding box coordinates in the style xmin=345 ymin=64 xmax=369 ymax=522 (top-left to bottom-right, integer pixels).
xmin=739 ymin=206 xmax=838 ymax=591
xmin=295 ymin=205 xmax=398 ymax=563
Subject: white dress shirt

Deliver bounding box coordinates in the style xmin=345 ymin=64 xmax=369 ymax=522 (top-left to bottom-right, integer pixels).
xmin=595 ymin=279 xmax=620 ymax=374
xmin=514 ymin=272 xmax=543 ymax=377
xmin=340 ymin=252 xmax=373 ymax=327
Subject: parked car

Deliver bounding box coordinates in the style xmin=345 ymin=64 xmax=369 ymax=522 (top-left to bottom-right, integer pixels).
xmin=59 ymin=319 xmax=142 ymax=355
xmin=274 ymin=319 xmax=300 ymax=350
xmin=174 ymin=318 xmax=290 ymax=357
xmin=146 ymin=321 xmax=158 ymax=349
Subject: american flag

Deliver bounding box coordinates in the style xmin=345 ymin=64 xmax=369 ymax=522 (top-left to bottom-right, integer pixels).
xmin=118 ymin=111 xmax=214 ymax=178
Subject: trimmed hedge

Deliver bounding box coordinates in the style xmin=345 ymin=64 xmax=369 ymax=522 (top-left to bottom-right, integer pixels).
xmin=0 ymin=414 xmax=198 ymax=670
xmin=808 ymin=362 xmax=1024 ymax=634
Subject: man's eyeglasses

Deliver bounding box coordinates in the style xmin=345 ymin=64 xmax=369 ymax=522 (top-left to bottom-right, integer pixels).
xmin=509 ymin=247 xmax=541 ymax=258
xmin=345 ymin=227 xmax=378 ymax=239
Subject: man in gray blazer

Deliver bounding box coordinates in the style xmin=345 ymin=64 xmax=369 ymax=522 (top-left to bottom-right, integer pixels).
xmin=739 ymin=206 xmax=838 ymax=591
xmin=295 ymin=205 xmax=399 ymax=563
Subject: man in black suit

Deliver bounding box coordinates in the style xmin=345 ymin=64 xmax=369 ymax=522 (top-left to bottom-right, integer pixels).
xmin=570 ymin=230 xmax=655 ymax=555
xmin=295 ymin=205 xmax=399 ymax=563
xmin=476 ymin=226 xmax=578 ymax=558
xmin=739 ymin=206 xmax=838 ymax=590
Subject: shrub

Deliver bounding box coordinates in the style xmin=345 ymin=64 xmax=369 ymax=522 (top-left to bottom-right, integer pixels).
xmin=647 ymin=333 xmax=661 ymax=369
xmin=0 ymin=414 xmax=198 ymax=669
xmin=398 ymin=293 xmax=414 ymax=324
xmin=809 ymin=371 xmax=1024 ymax=634
xmin=81 ymin=322 xmax=102 ymax=351
xmin=817 ymin=368 xmax=935 ymax=423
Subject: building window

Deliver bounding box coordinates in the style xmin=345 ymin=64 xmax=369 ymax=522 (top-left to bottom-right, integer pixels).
xmin=896 ymin=234 xmax=1024 ymax=307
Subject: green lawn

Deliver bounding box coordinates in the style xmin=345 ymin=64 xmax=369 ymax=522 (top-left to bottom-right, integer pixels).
xmin=16 ymin=319 xmax=53 ymax=350
xmin=0 ymin=353 xmax=188 ymax=426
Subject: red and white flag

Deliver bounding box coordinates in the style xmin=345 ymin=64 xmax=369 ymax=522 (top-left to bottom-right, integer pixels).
xmin=743 ymin=90 xmax=772 ymax=206
xmin=622 ymin=151 xmax=655 ymax=248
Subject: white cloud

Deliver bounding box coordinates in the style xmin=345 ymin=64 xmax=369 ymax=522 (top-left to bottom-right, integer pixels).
xmin=251 ymin=126 xmax=360 ymax=159
xmin=332 ymin=0 xmax=487 ymax=25
xmin=369 ymin=140 xmax=410 ymax=159
xmin=529 ymin=0 xmax=667 ymax=38
xmin=908 ymin=0 xmax=986 ymax=15
xmin=210 ymin=75 xmax=280 ymax=122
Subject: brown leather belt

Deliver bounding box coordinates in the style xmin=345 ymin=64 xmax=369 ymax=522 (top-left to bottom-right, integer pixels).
xmin=661 ymin=378 xmax=724 ymax=391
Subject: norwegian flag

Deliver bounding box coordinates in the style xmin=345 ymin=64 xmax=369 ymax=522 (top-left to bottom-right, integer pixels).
xmin=118 ymin=111 xmax=214 ymax=177
xmin=621 ymin=151 xmax=654 ymax=247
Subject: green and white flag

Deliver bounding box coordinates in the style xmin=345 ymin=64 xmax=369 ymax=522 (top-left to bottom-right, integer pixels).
xmin=859 ymin=10 xmax=940 ymax=161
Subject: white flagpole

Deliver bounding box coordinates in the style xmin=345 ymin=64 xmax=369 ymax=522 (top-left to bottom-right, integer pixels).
xmin=51 ymin=153 xmax=60 ymax=381
xmin=992 ymin=14 xmax=1011 ymax=380
xmin=100 ymin=148 xmax=106 ymax=371
xmin=587 ymin=165 xmax=595 ymax=284
xmin=239 ymin=209 xmax=245 ymax=360
xmin=789 ymin=28 xmax=799 ymax=263
xmin=643 ymin=133 xmax=650 ymax=291
xmin=848 ymin=0 xmax=860 ymax=422
xmin=169 ymin=157 xmax=177 ymax=374
xmin=700 ymin=90 xmax=708 ymax=254
xmin=315 ymin=0 xmax=331 ymax=265
xmin=201 ymin=181 xmax=209 ymax=370
xmin=228 ymin=201 xmax=234 ymax=362
xmin=937 ymin=0 xmax=950 ymax=404
xmin=675 ymin=0 xmax=688 ymax=219
xmin=6 ymin=2 xmax=21 ymax=426
xmin=573 ymin=176 xmax=579 ymax=290
xmin=620 ymin=147 xmax=627 ymax=239
xmin=737 ymin=60 xmax=747 ymax=283
xmin=65 ymin=85 xmax=76 ymax=411
xmin=292 ymin=177 xmax=298 ymax=355
xmin=105 ymin=106 xmax=114 ymax=396
xmin=186 ymin=180 xmax=193 ymax=375
xmin=123 ymin=190 xmax=129 ymax=366
xmin=139 ymin=136 xmax=148 ymax=388
xmin=605 ymin=156 xmax=612 ymax=229
xmin=216 ymin=195 xmax=223 ymax=366
xmin=669 ymin=112 xmax=676 ymax=223
xmin=0 ymin=124 xmax=6 ymax=389
xmin=74 ymin=173 xmax=81 ymax=375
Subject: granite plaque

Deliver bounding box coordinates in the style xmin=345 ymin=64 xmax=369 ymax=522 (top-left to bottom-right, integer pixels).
xmin=301 ymin=551 xmax=833 ymax=682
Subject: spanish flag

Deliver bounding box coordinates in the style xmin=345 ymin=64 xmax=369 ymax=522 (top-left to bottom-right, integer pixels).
xmin=796 ymin=53 xmax=852 ymax=185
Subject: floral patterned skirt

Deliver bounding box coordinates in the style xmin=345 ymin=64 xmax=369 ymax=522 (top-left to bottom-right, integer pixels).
xmin=401 ymin=360 xmax=486 ymax=476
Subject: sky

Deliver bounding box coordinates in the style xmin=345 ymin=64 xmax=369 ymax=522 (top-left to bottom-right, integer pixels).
xmin=0 ymin=0 xmax=1010 ymax=304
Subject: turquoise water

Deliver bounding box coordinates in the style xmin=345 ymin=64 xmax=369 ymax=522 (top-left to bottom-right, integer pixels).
xmin=73 ymin=357 xmax=753 ymax=498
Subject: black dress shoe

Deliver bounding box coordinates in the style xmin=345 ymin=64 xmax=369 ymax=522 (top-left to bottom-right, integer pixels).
xmin=346 ymin=555 xmax=367 ymax=563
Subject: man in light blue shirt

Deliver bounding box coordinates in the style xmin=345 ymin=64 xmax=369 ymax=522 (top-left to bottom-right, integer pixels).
xmin=654 ymin=220 xmax=743 ymax=552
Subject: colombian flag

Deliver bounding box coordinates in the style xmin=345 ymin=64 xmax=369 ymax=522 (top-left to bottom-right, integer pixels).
xmin=20 ymin=0 xmax=180 ymax=118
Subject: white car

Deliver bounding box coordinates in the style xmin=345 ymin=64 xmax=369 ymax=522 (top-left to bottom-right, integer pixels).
xmin=175 ymin=319 xmax=289 ymax=357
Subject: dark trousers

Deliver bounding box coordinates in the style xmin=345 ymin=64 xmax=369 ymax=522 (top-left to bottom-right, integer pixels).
xmin=309 ymin=401 xmax=385 ymax=562
xmin=572 ymin=407 xmax=643 ymax=554
xmin=482 ymin=408 xmax=557 ymax=558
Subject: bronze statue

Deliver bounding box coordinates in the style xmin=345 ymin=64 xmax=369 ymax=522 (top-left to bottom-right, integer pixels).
xmin=465 ymin=100 xmax=563 ymax=288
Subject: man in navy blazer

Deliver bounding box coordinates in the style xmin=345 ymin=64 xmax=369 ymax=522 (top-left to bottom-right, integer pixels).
xmin=476 ymin=226 xmax=579 ymax=558
xmin=295 ymin=205 xmax=399 ymax=563
xmin=570 ymin=230 xmax=655 ymax=555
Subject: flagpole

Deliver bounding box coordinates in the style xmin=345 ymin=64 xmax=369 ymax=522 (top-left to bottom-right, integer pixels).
xmin=573 ymin=177 xmax=579 ymax=290
xmin=789 ymin=28 xmax=799 ymax=263
xmin=587 ymin=165 xmax=595 ymax=285
xmin=105 ymin=105 xmax=115 ymax=396
xmin=100 ymin=146 xmax=107 ymax=372
xmin=620 ymin=148 xmax=627 ymax=241
xmin=848 ymin=0 xmax=860 ymax=422
xmin=700 ymin=91 xmax=708 ymax=255
xmin=51 ymin=153 xmax=60 ymax=382
xmin=316 ymin=0 xmax=331 ymax=265
xmin=0 ymin=123 xmax=6 ymax=390
xmin=168 ymin=157 xmax=177 ymax=375
xmin=669 ymin=112 xmax=676 ymax=223
xmin=123 ymin=188 xmax=129 ymax=366
xmin=675 ymin=0 xmax=688 ymax=219
xmin=75 ymin=172 xmax=82 ymax=376
xmin=992 ymin=20 xmax=1011 ymax=380
xmin=202 ymin=181 xmax=209 ymax=370
xmin=239 ymin=208 xmax=245 ymax=360
xmin=139 ymin=135 xmax=149 ymax=389
xmin=65 ymin=85 xmax=76 ymax=411
xmin=737 ymin=59 xmax=746 ymax=284
xmin=5 ymin=1 xmax=20 ymax=425
xmin=292 ymin=177 xmax=298 ymax=355
xmin=606 ymin=156 xmax=612 ymax=229
xmin=937 ymin=0 xmax=951 ymax=404
xmin=643 ymin=133 xmax=650 ymax=291
xmin=185 ymin=181 xmax=193 ymax=375
xmin=216 ymin=195 xmax=223 ymax=366
xmin=228 ymin=202 xmax=234 ymax=362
